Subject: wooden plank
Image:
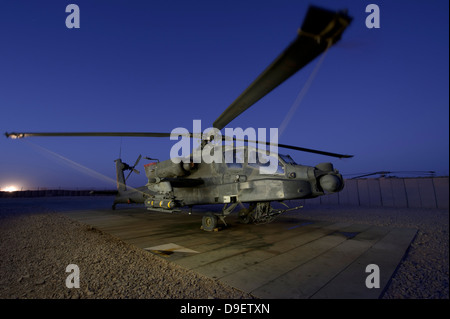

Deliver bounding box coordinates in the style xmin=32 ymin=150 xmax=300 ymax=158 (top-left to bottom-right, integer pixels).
xmin=219 ymin=223 xmax=371 ymax=293
xmin=192 ymin=221 xmax=346 ymax=279
xmin=175 ymin=245 xmax=254 ymax=269
xmin=311 ymin=227 xmax=417 ymax=299
xmin=171 ymin=220 xmax=317 ymax=268
xmin=132 ymin=233 xmax=212 ymax=250
xmin=250 ymin=225 xmax=390 ymax=298
xmin=62 ymin=207 xmax=417 ymax=299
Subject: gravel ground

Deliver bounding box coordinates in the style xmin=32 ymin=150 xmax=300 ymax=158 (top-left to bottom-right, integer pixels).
xmin=0 ymin=207 xmax=252 ymax=299
xmin=0 ymin=197 xmax=448 ymax=299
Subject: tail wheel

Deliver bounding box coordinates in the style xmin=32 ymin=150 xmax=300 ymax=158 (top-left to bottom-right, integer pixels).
xmin=202 ymin=213 xmax=218 ymax=231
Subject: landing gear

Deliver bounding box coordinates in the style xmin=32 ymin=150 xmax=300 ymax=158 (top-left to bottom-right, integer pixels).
xmin=238 ymin=203 xmax=256 ymax=224
xmin=201 ymin=213 xmax=218 ymax=232
xmin=238 ymin=202 xmax=304 ymax=224
xmin=201 ymin=201 xmax=303 ymax=230
xmin=238 ymin=202 xmax=277 ymax=224
xmin=201 ymin=203 xmax=238 ymax=232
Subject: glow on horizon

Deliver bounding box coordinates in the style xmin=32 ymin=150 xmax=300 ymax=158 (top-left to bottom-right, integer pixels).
xmin=3 ymin=185 xmax=19 ymax=192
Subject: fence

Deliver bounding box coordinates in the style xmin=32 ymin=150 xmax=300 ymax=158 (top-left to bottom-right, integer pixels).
xmin=1 ymin=177 xmax=449 ymax=209
xmin=308 ymin=176 xmax=449 ymax=209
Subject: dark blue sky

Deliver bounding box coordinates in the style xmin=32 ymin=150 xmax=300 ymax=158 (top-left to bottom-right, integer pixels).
xmin=1 ymin=0 xmax=448 ymax=190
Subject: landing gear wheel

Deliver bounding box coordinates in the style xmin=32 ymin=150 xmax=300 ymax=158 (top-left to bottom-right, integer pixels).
xmin=238 ymin=208 xmax=251 ymax=224
xmin=202 ymin=213 xmax=218 ymax=232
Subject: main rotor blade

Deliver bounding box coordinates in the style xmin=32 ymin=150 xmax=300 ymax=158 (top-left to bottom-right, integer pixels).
xmin=276 ymin=142 xmax=352 ymax=159
xmin=5 ymin=131 xmax=352 ymax=158
xmin=213 ymin=6 xmax=352 ymax=130
xmin=347 ymin=171 xmax=436 ymax=179
xmin=5 ymin=132 xmax=174 ymax=139
xmin=222 ymin=136 xmax=352 ymax=159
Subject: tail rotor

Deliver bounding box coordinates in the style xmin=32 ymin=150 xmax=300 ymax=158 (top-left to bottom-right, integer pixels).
xmin=124 ymin=154 xmax=142 ymax=181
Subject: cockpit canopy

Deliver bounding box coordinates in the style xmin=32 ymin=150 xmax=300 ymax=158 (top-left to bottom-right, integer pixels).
xmin=222 ymin=146 xmax=296 ymax=175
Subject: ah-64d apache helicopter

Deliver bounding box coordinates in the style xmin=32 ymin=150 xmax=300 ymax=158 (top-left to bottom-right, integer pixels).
xmin=6 ymin=6 xmax=353 ymax=231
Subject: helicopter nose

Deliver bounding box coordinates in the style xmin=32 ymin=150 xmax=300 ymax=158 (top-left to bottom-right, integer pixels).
xmin=319 ymin=174 xmax=342 ymax=193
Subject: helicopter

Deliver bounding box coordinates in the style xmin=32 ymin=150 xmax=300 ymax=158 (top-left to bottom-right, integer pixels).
xmin=6 ymin=6 xmax=353 ymax=231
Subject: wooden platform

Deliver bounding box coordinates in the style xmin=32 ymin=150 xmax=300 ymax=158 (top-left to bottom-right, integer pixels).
xmin=62 ymin=207 xmax=417 ymax=299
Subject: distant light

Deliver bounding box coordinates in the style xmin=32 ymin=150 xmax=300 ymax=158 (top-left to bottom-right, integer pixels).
xmin=4 ymin=186 xmax=18 ymax=192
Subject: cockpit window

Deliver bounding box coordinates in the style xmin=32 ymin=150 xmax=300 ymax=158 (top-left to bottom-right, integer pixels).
xmin=247 ymin=149 xmax=285 ymax=175
xmin=223 ymin=148 xmax=244 ymax=169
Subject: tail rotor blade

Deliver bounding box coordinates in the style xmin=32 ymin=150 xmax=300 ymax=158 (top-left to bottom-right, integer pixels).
xmin=125 ymin=169 xmax=133 ymax=181
xmin=133 ymin=154 xmax=142 ymax=167
xmin=125 ymin=155 xmax=142 ymax=181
